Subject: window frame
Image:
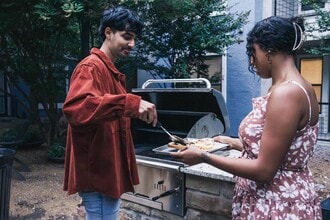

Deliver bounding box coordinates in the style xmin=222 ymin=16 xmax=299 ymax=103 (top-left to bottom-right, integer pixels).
xmin=301 ymin=0 xmax=325 ymax=11
xmin=298 ymin=0 xmax=327 ymax=16
xmin=299 ymin=56 xmax=324 ymax=113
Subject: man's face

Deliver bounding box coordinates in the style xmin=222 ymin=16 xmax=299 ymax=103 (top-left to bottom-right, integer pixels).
xmin=107 ymin=29 xmax=137 ymax=59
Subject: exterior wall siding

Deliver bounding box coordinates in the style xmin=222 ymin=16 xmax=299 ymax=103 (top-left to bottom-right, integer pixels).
xmin=226 ymin=0 xmax=265 ymax=137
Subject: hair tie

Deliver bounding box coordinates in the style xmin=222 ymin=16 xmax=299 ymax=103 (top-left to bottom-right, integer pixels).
xmin=292 ymin=22 xmax=304 ymax=51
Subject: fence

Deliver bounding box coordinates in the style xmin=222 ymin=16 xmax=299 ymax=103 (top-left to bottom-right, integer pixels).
xmin=318 ymin=102 xmax=330 ymax=141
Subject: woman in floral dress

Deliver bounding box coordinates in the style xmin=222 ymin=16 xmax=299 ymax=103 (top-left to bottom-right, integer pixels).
xmin=171 ymin=16 xmax=322 ymax=219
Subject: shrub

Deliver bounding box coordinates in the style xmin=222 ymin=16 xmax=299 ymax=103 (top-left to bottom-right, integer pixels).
xmin=48 ymin=142 xmax=65 ymax=158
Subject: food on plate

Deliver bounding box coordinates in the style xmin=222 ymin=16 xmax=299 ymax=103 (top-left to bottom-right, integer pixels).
xmin=168 ymin=138 xmax=214 ymax=151
xmin=190 ymin=138 xmax=214 ymax=151
xmin=167 ymin=142 xmax=187 ymax=150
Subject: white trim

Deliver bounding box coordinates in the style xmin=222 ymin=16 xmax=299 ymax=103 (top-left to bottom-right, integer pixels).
xmin=38 ymin=103 xmax=63 ymax=110
xmin=222 ymin=52 xmax=227 ymax=102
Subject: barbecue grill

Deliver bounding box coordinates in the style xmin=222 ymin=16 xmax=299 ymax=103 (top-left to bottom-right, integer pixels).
xmin=121 ymin=78 xmax=230 ymax=216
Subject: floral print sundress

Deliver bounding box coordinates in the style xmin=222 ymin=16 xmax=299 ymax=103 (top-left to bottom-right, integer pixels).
xmin=233 ymin=81 xmax=322 ymax=219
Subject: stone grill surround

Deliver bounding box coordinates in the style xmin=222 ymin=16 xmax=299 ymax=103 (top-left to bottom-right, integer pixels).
xmin=119 ymin=150 xmax=239 ymax=219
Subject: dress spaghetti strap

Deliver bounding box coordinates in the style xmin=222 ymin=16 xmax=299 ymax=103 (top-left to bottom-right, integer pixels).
xmin=283 ymin=80 xmax=312 ymax=125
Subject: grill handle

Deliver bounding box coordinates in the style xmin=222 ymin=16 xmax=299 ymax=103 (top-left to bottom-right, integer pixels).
xmin=151 ymin=186 xmax=180 ymax=201
xmin=141 ymin=78 xmax=211 ymax=89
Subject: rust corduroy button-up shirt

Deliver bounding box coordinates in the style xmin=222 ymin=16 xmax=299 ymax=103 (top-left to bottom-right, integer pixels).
xmin=62 ymin=48 xmax=140 ymax=198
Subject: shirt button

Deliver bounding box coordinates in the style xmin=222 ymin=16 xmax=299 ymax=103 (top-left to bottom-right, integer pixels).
xmin=122 ymin=128 xmax=126 ymax=131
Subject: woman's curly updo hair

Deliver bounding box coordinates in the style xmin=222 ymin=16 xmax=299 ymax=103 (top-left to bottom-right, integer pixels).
xmin=246 ymin=16 xmax=305 ymax=73
xmin=98 ymin=6 xmax=143 ymax=42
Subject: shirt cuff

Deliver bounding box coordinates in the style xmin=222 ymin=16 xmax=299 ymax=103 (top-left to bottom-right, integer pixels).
xmin=124 ymin=94 xmax=141 ymax=118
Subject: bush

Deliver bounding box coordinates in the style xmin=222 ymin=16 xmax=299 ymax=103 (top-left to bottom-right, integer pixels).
xmin=23 ymin=126 xmax=43 ymax=143
xmin=48 ymin=142 xmax=65 ymax=158
xmin=0 ymin=128 xmax=18 ymax=141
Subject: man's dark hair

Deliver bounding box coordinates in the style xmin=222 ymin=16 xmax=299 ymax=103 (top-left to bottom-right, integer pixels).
xmin=98 ymin=6 xmax=143 ymax=41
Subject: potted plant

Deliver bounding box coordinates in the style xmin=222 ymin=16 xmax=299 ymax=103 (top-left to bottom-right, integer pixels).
xmin=48 ymin=114 xmax=67 ymax=163
xmin=48 ymin=142 xmax=65 ymax=163
xmin=0 ymin=128 xmax=18 ymax=142
xmin=0 ymin=119 xmax=31 ymax=148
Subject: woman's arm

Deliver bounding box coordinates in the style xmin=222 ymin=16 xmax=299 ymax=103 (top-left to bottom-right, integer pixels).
xmin=172 ymin=85 xmax=306 ymax=183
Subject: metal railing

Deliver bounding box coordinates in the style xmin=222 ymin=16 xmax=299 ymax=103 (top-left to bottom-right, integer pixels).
xmin=318 ymin=102 xmax=330 ymax=141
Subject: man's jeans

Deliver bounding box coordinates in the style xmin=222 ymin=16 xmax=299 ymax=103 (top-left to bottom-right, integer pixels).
xmin=78 ymin=191 xmax=120 ymax=220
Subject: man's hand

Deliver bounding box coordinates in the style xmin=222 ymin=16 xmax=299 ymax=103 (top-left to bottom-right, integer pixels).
xmin=138 ymin=99 xmax=157 ymax=127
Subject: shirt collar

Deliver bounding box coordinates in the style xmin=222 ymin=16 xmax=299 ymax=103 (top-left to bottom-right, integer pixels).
xmin=90 ymin=48 xmax=122 ymax=76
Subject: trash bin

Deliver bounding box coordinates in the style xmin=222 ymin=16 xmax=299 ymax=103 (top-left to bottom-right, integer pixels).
xmin=321 ymin=197 xmax=330 ymax=220
xmin=0 ymin=148 xmax=16 ymax=220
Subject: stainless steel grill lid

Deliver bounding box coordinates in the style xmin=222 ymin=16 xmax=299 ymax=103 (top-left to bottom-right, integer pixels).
xmin=131 ymin=81 xmax=230 ymax=148
xmin=186 ymin=112 xmax=224 ymax=138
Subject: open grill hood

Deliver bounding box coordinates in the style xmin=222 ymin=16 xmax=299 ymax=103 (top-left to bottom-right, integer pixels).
xmin=131 ymin=79 xmax=230 ymax=149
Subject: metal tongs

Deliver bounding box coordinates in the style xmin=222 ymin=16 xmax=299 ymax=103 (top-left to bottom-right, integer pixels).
xmin=157 ymin=121 xmax=188 ymax=145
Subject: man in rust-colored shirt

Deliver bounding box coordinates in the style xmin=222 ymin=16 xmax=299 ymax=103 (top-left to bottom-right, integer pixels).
xmin=62 ymin=6 xmax=157 ymax=220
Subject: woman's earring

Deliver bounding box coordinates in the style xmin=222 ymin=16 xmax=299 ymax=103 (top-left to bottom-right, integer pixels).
xmin=266 ymin=53 xmax=272 ymax=64
xmin=250 ymin=57 xmax=254 ymax=65
xmin=267 ymin=57 xmax=272 ymax=64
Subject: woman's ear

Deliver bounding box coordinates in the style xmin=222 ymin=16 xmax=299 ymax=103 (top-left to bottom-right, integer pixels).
xmin=266 ymin=51 xmax=272 ymax=64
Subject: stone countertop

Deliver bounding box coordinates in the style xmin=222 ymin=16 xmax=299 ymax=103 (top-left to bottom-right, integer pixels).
xmin=179 ymin=149 xmax=241 ymax=182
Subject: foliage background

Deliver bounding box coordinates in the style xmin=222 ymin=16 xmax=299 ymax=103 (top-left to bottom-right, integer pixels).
xmin=0 ymin=0 xmax=248 ymax=145
xmin=301 ymin=0 xmax=330 ymax=55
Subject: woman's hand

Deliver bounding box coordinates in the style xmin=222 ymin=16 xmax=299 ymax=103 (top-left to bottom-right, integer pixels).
xmin=170 ymin=147 xmax=204 ymax=165
xmin=213 ymin=136 xmax=243 ymax=151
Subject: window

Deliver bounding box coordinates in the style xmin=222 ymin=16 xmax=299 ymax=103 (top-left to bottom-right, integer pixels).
xmin=301 ymin=0 xmax=325 ymax=11
xmin=205 ymin=55 xmax=222 ymax=91
xmin=300 ymin=57 xmax=323 ymax=107
xmin=0 ymin=75 xmax=5 ymax=114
